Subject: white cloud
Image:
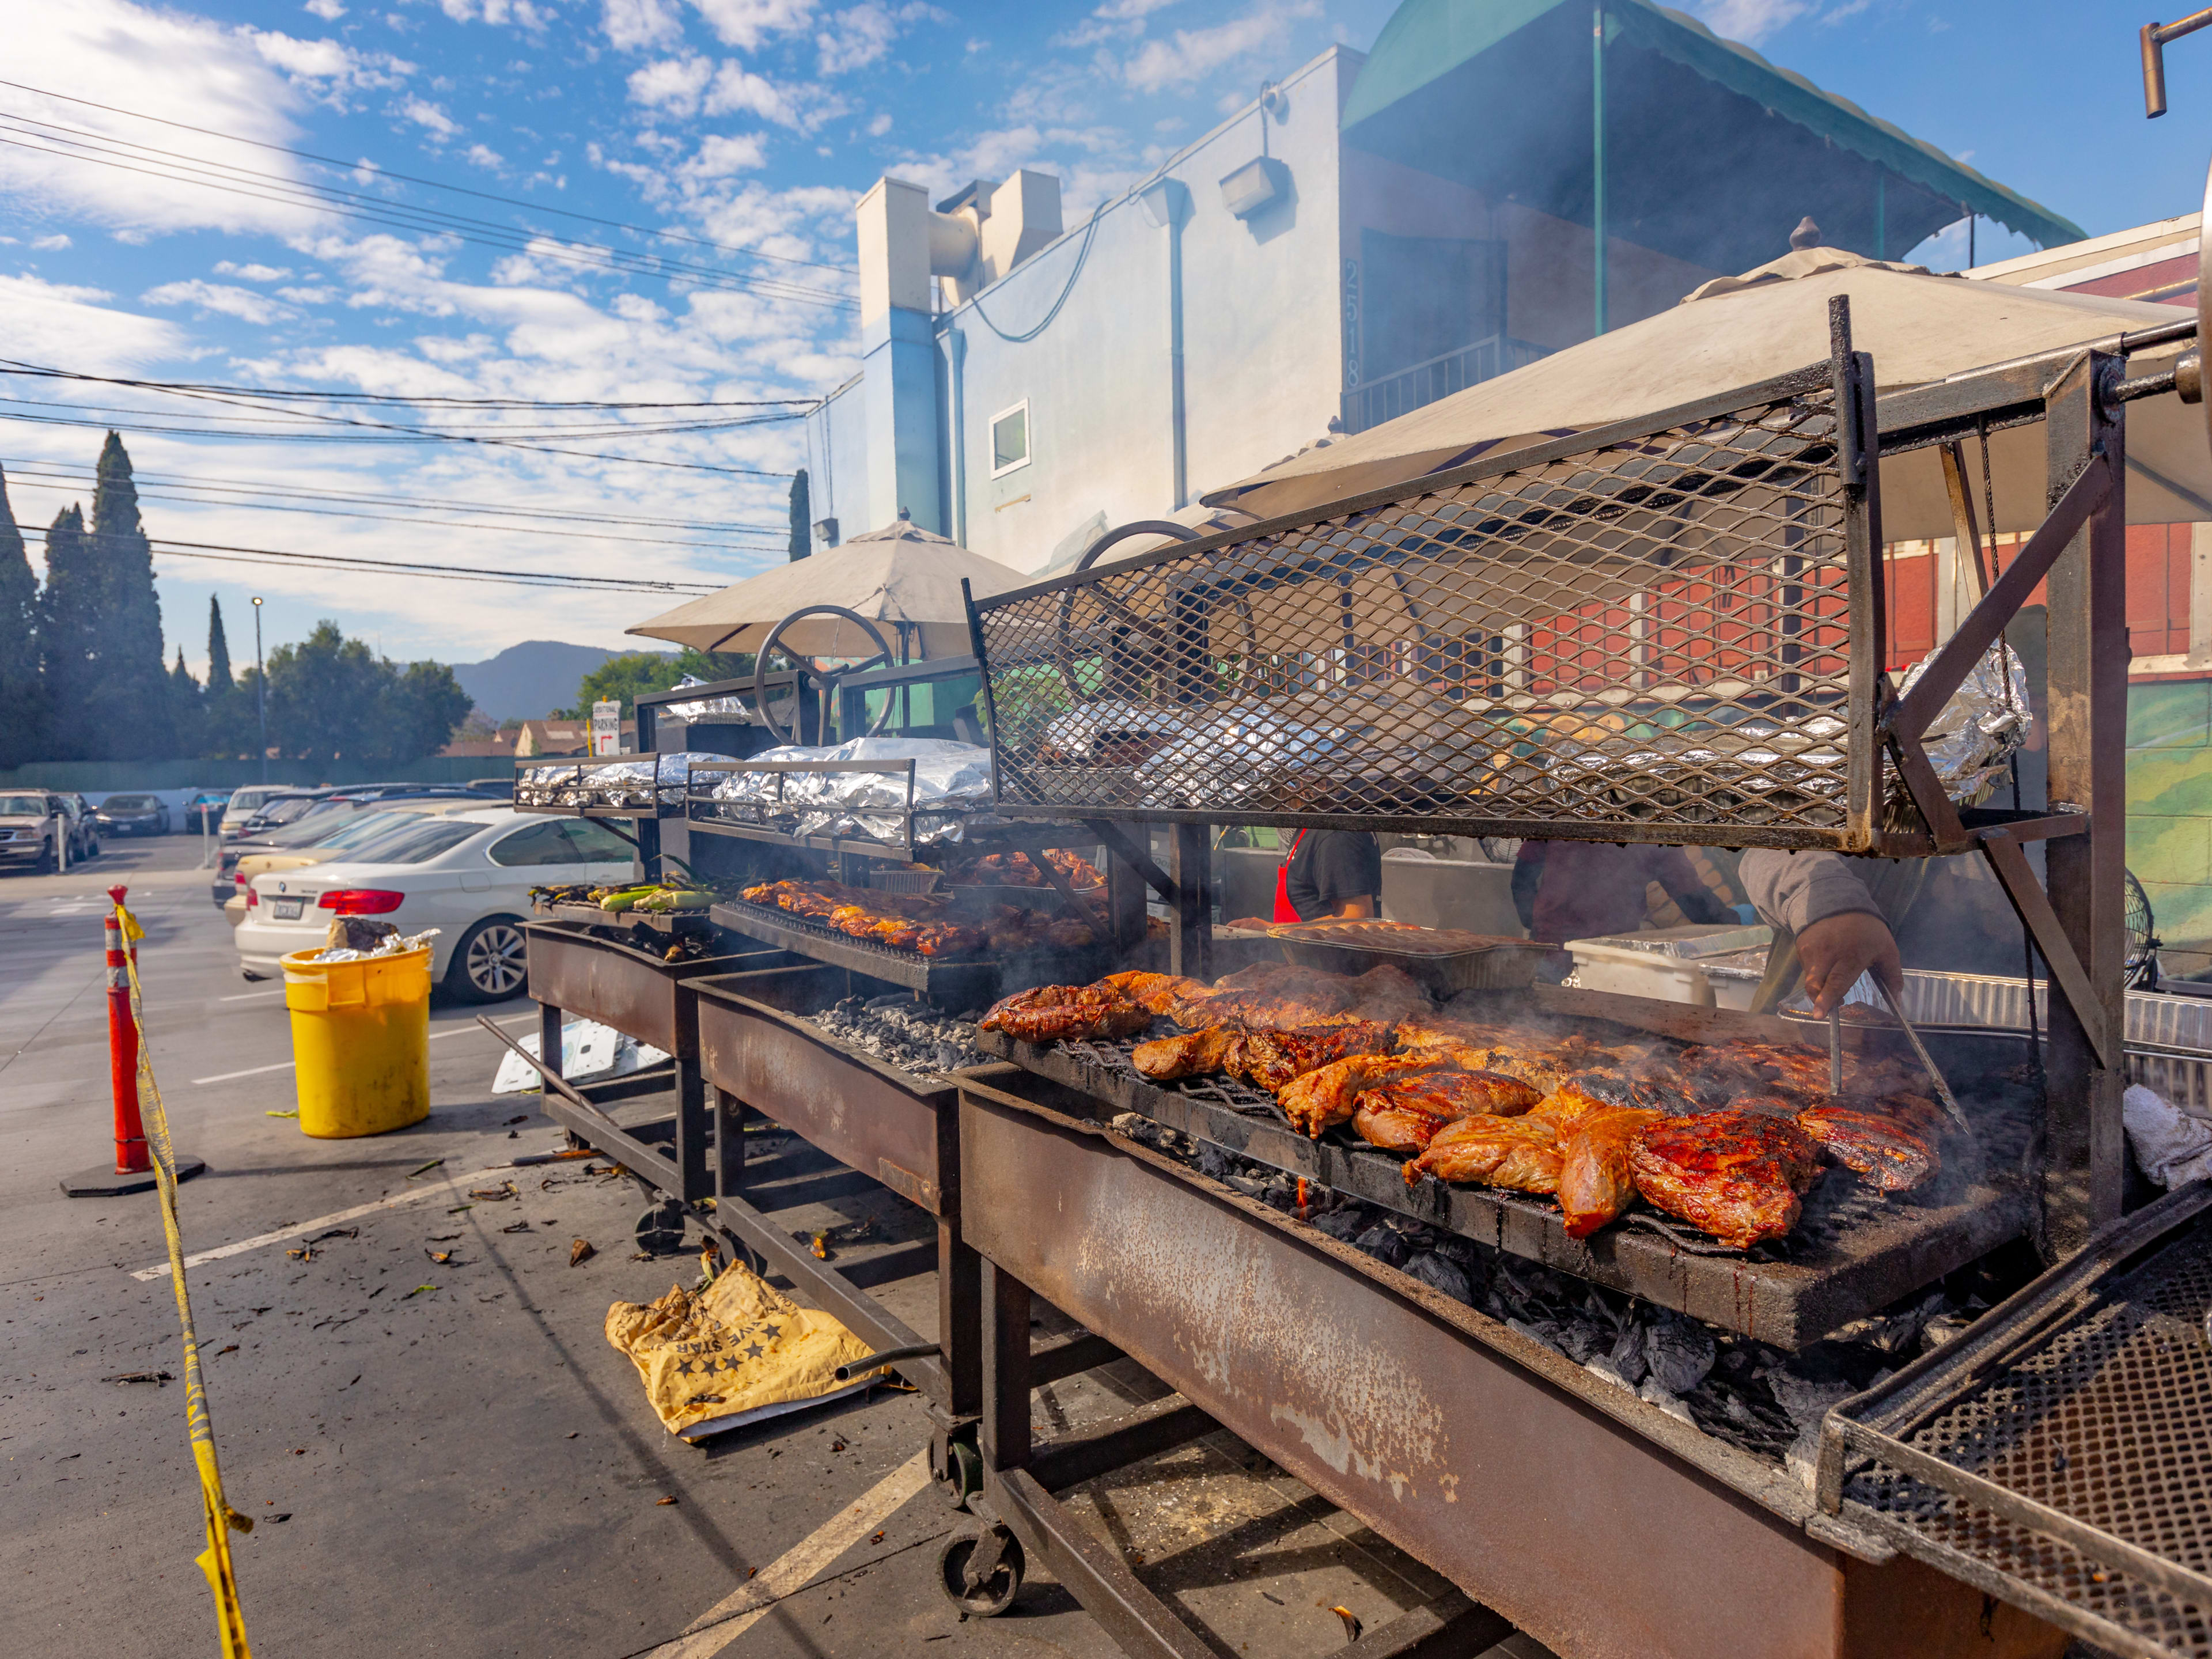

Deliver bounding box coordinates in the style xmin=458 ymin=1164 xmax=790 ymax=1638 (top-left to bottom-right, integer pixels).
xmin=0 ymin=275 xmax=185 ymax=374
xmin=142 ymin=278 xmax=297 ymax=325
xmin=1685 ymin=0 xmax=1816 ymax=44
xmin=866 ymin=111 xmax=891 ymax=137
xmin=1057 ymin=0 xmax=1177 ymax=48
xmin=245 ymin=26 xmax=410 ymax=90
xmin=305 ymin=0 xmax=347 ymax=16
xmin=816 ymin=2 xmax=941 ymax=77
xmin=466 ymin=142 xmax=505 ymax=170
xmin=704 ymin=62 xmax=810 ymax=128
xmin=690 ymin=0 xmax=814 ymax=50
xmin=215 ymin=261 xmax=295 ymax=279
xmin=602 ymin=0 xmax=684 ymax=50
xmin=277 ymin=285 xmax=339 ymax=304
xmin=627 ymin=55 xmax=715 ymax=115
xmin=31 ymin=233 xmax=73 ymax=251
xmin=1123 ymin=0 xmax=1314 ymax=91
xmin=400 ymin=95 xmax=461 ymax=137
xmin=683 ymin=133 xmax=768 ymax=179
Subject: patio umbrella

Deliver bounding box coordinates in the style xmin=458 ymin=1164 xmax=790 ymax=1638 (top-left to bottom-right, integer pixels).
xmin=1203 ymin=247 xmax=2210 ymax=537
xmin=626 ymin=512 xmax=1029 ymax=660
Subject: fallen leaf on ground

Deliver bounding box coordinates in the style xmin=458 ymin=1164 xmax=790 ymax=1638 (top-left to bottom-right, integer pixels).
xmin=103 ymin=1370 xmax=173 ymax=1385
xmin=366 ymin=1285 xmax=386 ymax=1298
xmin=656 ymin=1495 xmax=678 ymax=1506
xmin=427 ymin=1251 xmax=458 ymax=1265
xmin=400 ymin=1284 xmax=437 ymax=1300
xmin=810 ymin=1233 xmax=831 ymax=1260
xmin=565 ymin=1431 xmax=578 ymax=1439
xmin=870 ymin=1530 xmax=884 ymax=1544
xmin=215 ymin=1344 xmax=238 ymax=1357
xmin=1332 ymin=1607 xmax=1362 ymax=1642
xmin=504 ymin=1115 xmax=528 ymax=1125
xmin=312 ymin=1228 xmax=358 ymax=1242
xmin=286 ymin=1247 xmax=316 ymax=1263
xmin=446 ymin=1205 xmax=472 ymax=1214
xmin=264 ymin=1109 xmax=298 ymax=1119
xmin=500 ymin=1221 xmax=531 ymax=1234
xmin=406 ymin=1159 xmax=445 ymax=1179
xmin=427 ymin=1233 xmax=461 ymax=1243
xmin=569 ymin=1238 xmax=595 ymax=1267
xmin=468 ymin=1182 xmax=517 ymax=1200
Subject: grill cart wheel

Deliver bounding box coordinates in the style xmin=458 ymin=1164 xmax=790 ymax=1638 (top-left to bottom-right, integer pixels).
xmin=938 ymin=1528 xmax=1024 ymax=1618
xmin=931 ymin=1429 xmax=984 ymax=1512
xmin=634 ymin=1198 xmax=687 ymax=1255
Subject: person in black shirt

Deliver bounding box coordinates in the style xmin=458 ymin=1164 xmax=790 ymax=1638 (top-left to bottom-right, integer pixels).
xmin=1277 ymin=828 xmax=1382 ymax=921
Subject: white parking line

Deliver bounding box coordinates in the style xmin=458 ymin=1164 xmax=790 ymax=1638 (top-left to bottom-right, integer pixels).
xmin=126 ymin=1162 xmax=520 ymax=1281
xmin=642 ymin=1451 xmax=934 ymax=1659
xmin=190 ymin=1013 xmax=534 ymax=1084
xmin=218 ymin=990 xmax=284 ymax=1002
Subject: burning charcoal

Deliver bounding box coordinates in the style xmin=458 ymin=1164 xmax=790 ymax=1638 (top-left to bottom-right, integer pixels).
xmin=1552 ymin=1320 xmax=1607 ymax=1366
xmin=1353 ymin=1225 xmax=1410 ymax=1268
xmin=1584 ymin=1353 xmax=1637 ymax=1391
xmin=1225 ymin=1174 xmax=1267 ymax=1199
xmin=1607 ymin=1322 xmax=1650 ymax=1387
xmin=865 ymin=993 xmax=913 ymax=1010
xmin=1196 ymin=1144 xmax=1237 ymax=1183
xmin=1638 ymin=1376 xmax=1696 ymax=1426
xmin=1403 ymin=1251 xmax=1474 ymax=1305
xmin=1309 ymin=1207 xmax=1366 ymax=1242
xmin=1643 ymin=1314 xmax=1718 ymax=1396
xmin=1507 ymin=1316 xmax=1564 ymax=1355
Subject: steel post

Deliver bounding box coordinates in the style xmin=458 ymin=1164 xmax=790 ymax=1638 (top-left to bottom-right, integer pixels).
xmin=63 ymin=885 xmax=204 ymax=1196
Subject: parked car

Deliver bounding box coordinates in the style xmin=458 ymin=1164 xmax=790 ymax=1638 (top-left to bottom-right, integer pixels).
xmin=0 ymin=791 xmax=71 ymax=873
xmin=234 ymin=809 xmax=635 ymax=1000
xmin=182 ymin=790 xmax=232 ymax=833
xmin=59 ymin=794 xmax=100 ymax=860
xmin=219 ymin=785 xmax=294 ymax=840
xmin=466 ymin=777 xmax=516 ymax=799
xmin=96 ymin=793 xmax=171 ymax=836
xmin=234 ymin=787 xmax=346 ymax=839
xmin=220 ymin=802 xmax=498 ymax=923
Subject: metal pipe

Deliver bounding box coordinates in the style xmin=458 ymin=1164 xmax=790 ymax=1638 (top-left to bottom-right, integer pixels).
xmin=1592 ymin=4 xmax=1608 ymax=336
xmin=2143 ymin=9 xmax=2212 ymax=117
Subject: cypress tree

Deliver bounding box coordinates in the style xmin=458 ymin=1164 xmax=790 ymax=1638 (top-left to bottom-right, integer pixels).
xmin=207 ymin=596 xmax=233 ymax=694
xmin=787 ymin=468 xmax=810 ymax=560
xmin=38 ymin=503 xmax=95 ymax=760
xmin=169 ymin=646 xmax=202 ymax=757
xmin=88 ymin=432 xmax=173 ymax=759
xmin=0 ymin=465 xmax=39 ymax=767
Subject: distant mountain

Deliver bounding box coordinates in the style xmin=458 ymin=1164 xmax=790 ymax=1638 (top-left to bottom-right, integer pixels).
xmin=452 ymin=640 xmax=660 ymax=721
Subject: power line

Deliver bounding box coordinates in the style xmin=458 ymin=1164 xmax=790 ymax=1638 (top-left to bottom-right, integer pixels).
xmin=0 ymin=362 xmax=814 ymax=411
xmin=0 ymin=389 xmax=805 ymax=441
xmin=0 ymin=116 xmax=857 ymax=309
xmin=0 ymin=77 xmax=857 ymax=276
xmin=19 ymin=523 xmax=725 ymax=594
xmin=1 ymin=471 xmax=787 ymax=555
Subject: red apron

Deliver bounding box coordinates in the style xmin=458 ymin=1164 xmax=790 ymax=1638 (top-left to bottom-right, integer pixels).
xmin=1271 ymin=830 xmax=1309 ymax=923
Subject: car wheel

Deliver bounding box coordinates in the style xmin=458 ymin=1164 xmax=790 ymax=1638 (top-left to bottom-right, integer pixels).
xmin=34 ymin=838 xmax=55 ymax=874
xmin=446 ymin=916 xmax=529 ymax=1003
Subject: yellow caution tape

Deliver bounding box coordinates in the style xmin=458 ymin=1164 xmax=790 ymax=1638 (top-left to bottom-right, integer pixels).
xmin=118 ymin=901 xmax=253 ymax=1659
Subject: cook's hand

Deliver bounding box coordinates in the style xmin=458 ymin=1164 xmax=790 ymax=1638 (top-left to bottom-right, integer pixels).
xmin=1797 ymin=911 xmax=1902 ymax=1016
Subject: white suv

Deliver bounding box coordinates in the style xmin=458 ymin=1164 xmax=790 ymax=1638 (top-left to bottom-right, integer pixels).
xmin=233 ymin=808 xmax=634 ymax=1001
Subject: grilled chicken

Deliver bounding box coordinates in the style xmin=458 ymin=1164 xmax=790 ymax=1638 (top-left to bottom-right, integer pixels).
xmin=1103 ymin=971 xmax=1210 ymax=1016
xmin=1352 ymin=1070 xmax=1543 ymax=1153
xmin=1407 ymin=1115 xmax=1564 ymax=1194
xmin=1557 ymin=1108 xmax=1666 ymax=1238
xmin=1280 ymin=1053 xmax=1450 ymax=1137
xmin=979 ymin=984 xmax=1149 ymax=1044
xmin=1231 ymin=1021 xmax=1395 ymax=1091
xmin=1627 ymin=1111 xmax=1825 ymax=1249
xmin=1796 ymin=1092 xmax=1945 ymax=1191
xmin=1133 ymin=1027 xmax=1240 ymax=1081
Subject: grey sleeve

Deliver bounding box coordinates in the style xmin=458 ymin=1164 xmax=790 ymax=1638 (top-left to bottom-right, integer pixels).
xmin=1737 ymin=849 xmax=1884 ymax=934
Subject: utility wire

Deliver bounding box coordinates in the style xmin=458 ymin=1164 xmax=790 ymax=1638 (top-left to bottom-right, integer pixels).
xmin=0 ymin=362 xmax=813 ymax=411
xmin=0 ymin=118 xmax=855 ymax=308
xmin=19 ymin=523 xmax=724 ymax=594
xmin=0 ymin=77 xmax=857 ymax=275
xmin=0 ymin=391 xmax=804 ymax=441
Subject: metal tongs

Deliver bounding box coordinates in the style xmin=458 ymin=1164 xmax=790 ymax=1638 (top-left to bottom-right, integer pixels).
xmin=1871 ymin=979 xmax=1972 ymax=1132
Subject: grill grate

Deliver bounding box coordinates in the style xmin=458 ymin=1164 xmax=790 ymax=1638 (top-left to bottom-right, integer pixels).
xmin=1834 ymin=1204 xmax=2212 ymax=1656
xmin=970 ymin=357 xmax=1896 ymax=851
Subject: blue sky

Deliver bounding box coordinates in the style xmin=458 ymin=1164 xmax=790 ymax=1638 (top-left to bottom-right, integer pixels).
xmin=0 ymin=0 xmax=2205 ymax=679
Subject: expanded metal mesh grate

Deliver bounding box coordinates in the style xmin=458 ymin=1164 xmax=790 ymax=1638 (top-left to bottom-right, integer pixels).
xmin=971 ymin=361 xmax=1889 ymax=850
xmin=1841 ymin=1218 xmax=2212 ymax=1654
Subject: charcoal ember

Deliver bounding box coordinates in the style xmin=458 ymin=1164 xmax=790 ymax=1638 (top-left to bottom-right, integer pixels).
xmin=1638 ymin=1375 xmax=1696 ymax=1425
xmin=1607 ymin=1321 xmax=1650 ymax=1387
xmin=1403 ymin=1251 xmax=1474 ymax=1305
xmin=1643 ymin=1313 xmax=1718 ymax=1396
xmin=1226 ymin=1174 xmax=1267 ymax=1199
xmin=1309 ymin=1207 xmax=1367 ymax=1243
xmin=1584 ymin=1354 xmax=1637 ymax=1391
xmin=1353 ymin=1225 xmax=1410 ymax=1268
xmin=1196 ymin=1144 xmax=1238 ymax=1184
xmin=865 ymin=993 xmax=912 ymax=1010
xmin=1552 ymin=1320 xmax=1608 ymax=1366
xmin=1507 ymin=1316 xmax=1566 ymax=1355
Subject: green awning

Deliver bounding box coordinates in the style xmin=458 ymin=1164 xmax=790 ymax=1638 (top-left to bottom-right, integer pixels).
xmin=1343 ymin=0 xmax=2084 ymax=262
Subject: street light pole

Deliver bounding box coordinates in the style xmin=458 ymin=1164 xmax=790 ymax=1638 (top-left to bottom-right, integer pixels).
xmin=251 ymin=597 xmax=266 ymax=783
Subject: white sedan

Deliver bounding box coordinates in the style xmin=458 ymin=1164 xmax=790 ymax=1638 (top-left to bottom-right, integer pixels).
xmin=233 ymin=808 xmax=635 ymax=1001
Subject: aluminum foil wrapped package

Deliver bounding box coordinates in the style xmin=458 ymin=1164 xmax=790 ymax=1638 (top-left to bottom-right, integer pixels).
xmin=1132 ymin=709 xmax=1351 ymax=809
xmin=1891 ymin=641 xmax=2033 ymax=811
xmin=515 ymin=762 xmax=582 ymax=807
xmin=699 ymin=737 xmax=995 ymax=843
xmin=660 ymin=674 xmax=753 ymax=721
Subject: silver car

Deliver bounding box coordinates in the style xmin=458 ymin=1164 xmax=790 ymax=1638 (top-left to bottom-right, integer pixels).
xmin=0 ymin=793 xmax=71 ymax=873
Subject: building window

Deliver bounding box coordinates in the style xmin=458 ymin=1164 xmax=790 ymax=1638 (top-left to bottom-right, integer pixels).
xmin=990 ymin=402 xmax=1030 ymax=477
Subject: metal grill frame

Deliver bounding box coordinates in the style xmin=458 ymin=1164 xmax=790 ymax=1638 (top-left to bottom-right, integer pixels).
xmin=964 ymin=307 xmax=1888 ymax=854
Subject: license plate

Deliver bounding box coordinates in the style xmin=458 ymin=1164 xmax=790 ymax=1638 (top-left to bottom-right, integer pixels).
xmin=273 ymin=899 xmax=305 ymax=919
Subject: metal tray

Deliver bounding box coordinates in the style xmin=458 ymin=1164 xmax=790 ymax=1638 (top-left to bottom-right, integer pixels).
xmin=1266 ymin=925 xmax=1569 ymax=993
xmin=972 ymin=1022 xmax=2034 ymax=1350
xmin=533 ymin=899 xmax=718 ymax=937
xmin=707 ymin=898 xmax=1003 ymax=1003
xmin=521 ymin=920 xmax=779 ymax=1057
xmin=1818 ymin=1181 xmax=2212 ymax=1658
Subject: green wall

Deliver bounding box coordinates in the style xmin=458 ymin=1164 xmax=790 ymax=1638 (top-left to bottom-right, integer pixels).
xmin=2129 ymin=680 xmax=2212 ymax=980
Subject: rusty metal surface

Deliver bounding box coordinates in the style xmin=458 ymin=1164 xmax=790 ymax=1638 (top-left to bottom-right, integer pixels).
xmin=953 ymin=1074 xmax=2065 ymax=1659
xmin=521 ymin=921 xmax=775 ymax=1056
xmin=695 ymin=967 xmax=959 ymax=1218
xmin=974 ymin=1025 xmax=2033 ymax=1350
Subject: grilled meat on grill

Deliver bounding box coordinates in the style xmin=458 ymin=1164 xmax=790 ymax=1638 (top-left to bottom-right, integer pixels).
xmin=1557 ymin=1108 xmax=1668 ymax=1238
xmin=1134 ymin=1027 xmax=1241 ymax=1081
xmin=1103 ymin=971 xmax=1211 ymax=1016
xmin=1232 ymin=1021 xmax=1396 ymax=1091
xmin=979 ymin=984 xmax=1149 ymax=1044
xmin=1796 ymin=1093 xmax=1945 ymax=1191
xmin=1352 ymin=1070 xmax=1544 ymax=1154
xmin=1280 ymin=1052 xmax=1451 ymax=1137
xmin=1407 ymin=1115 xmax=1565 ymax=1194
xmin=1628 ymin=1111 xmax=1825 ymax=1249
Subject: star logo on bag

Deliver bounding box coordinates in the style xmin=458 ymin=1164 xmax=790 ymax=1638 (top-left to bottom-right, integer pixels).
xmin=760 ymin=1323 xmax=782 ymax=1341
xmin=673 ymin=1358 xmax=695 ymax=1376
xmin=742 ymin=1342 xmax=764 ymax=1359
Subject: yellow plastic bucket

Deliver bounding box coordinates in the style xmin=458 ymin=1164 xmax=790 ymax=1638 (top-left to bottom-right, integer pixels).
xmin=281 ymin=945 xmax=432 ymax=1138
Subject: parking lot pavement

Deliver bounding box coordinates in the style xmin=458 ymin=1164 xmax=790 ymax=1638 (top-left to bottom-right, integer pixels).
xmin=1 ymin=836 xmax=1507 ymax=1659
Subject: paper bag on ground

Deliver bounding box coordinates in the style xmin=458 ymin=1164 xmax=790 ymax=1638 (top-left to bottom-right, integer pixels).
xmin=605 ymin=1259 xmax=886 ymax=1440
